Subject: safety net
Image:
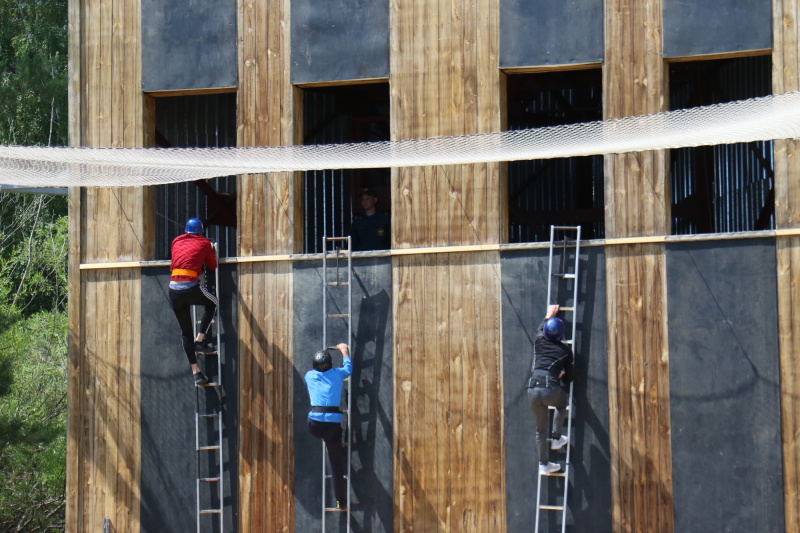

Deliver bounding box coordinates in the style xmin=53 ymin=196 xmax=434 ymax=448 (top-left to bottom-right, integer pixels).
xmin=2 ymin=91 xmax=800 ymax=188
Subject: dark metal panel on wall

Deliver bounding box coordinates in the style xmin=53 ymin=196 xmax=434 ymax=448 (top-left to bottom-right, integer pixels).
xmin=292 ymin=258 xmax=394 ymax=532
xmin=663 ymin=0 xmax=771 ymax=58
xmin=501 ymin=247 xmax=610 ymax=531
xmin=291 ymin=0 xmax=389 ymax=84
xmin=142 ymin=0 xmax=237 ymax=91
xmin=667 ymin=239 xmax=783 ymax=533
xmin=500 ymin=0 xmax=603 ymax=68
xmin=139 ymin=266 xmax=238 ymax=533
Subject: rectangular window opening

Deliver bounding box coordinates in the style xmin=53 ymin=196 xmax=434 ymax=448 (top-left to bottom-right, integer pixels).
xmin=152 ymin=92 xmax=237 ymax=260
xmin=505 ymin=69 xmax=604 ymax=243
xmin=669 ymin=54 xmax=774 ymax=235
xmin=301 ymin=83 xmax=391 ymax=254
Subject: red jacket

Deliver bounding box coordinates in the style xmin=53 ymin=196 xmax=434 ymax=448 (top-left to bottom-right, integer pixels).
xmin=170 ymin=233 xmax=217 ymax=282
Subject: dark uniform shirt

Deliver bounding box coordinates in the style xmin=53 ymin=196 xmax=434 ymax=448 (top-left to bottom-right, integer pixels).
xmin=528 ymin=318 xmax=575 ymax=386
xmin=351 ymin=211 xmax=390 ymax=251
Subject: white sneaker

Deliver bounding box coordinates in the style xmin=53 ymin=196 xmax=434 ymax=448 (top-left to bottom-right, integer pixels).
xmin=539 ymin=462 xmax=561 ymax=475
xmin=550 ymin=435 xmax=569 ymax=451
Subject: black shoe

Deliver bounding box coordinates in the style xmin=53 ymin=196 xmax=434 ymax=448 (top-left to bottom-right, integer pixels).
xmin=194 ymin=372 xmax=210 ymax=386
xmin=195 ymin=342 xmax=216 ymax=355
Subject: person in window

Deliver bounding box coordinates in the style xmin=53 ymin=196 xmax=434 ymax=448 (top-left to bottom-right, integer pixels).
xmin=304 ymin=343 xmax=352 ymax=510
xmin=169 ymin=217 xmax=218 ymax=387
xmin=526 ymin=304 xmax=575 ymax=475
xmin=351 ymin=188 xmax=390 ymax=251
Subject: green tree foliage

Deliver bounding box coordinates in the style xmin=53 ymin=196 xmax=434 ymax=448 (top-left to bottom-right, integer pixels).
xmin=0 ymin=0 xmax=69 ymax=529
xmin=0 ymin=0 xmax=68 ymax=146
xmin=0 ymin=193 xmax=68 ymax=532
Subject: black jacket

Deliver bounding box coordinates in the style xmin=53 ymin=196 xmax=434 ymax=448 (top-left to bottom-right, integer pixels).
xmin=528 ymin=318 xmax=575 ymax=385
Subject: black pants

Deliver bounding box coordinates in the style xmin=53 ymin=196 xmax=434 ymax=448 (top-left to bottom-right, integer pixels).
xmin=169 ymin=285 xmax=217 ymax=365
xmin=307 ymin=419 xmax=347 ymax=503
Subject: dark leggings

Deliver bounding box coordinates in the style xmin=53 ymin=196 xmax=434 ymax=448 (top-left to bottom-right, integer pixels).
xmin=169 ymin=285 xmax=218 ymax=365
xmin=307 ymin=419 xmax=347 ymax=503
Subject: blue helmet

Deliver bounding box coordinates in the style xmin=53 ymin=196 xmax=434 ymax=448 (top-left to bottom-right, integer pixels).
xmin=185 ymin=218 xmax=204 ymax=234
xmin=543 ymin=317 xmax=565 ymax=341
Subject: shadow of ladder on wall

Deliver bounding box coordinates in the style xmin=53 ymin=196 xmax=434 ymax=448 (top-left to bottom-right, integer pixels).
xmin=322 ymin=236 xmax=353 ymax=533
xmin=192 ymin=243 xmax=225 ymax=533
xmin=535 ymin=226 xmax=581 ymax=533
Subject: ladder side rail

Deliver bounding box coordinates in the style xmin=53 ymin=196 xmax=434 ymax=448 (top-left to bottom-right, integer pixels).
xmin=534 ymin=468 xmax=544 ymax=533
xmin=321 ymin=235 xmax=329 ymax=532
xmin=218 ymin=407 xmax=224 ymax=530
xmin=546 ymin=226 xmax=556 ymax=308
xmin=346 ymin=236 xmax=353 ymax=531
xmin=196 ymin=392 xmax=201 ymax=533
xmin=561 ymin=227 xmax=580 ymax=533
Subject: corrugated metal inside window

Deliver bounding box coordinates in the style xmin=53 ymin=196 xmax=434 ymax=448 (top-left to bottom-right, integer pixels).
xmin=153 ymin=92 xmax=237 ymax=260
xmin=669 ymin=55 xmax=774 ymax=235
xmin=506 ymin=69 xmax=605 ymax=243
xmin=302 ymin=83 xmax=390 ymax=254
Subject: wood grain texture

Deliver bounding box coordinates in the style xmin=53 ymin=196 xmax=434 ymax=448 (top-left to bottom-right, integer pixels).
xmin=237 ymin=261 xmax=294 ymax=532
xmin=777 ymin=236 xmax=800 ymax=533
xmin=603 ymin=2 xmax=673 ymax=532
xmin=390 ymin=0 xmax=502 ymax=249
xmin=67 ymin=0 xmax=145 ymax=529
xmin=235 ymin=0 xmax=298 ymax=529
xmin=393 ymin=252 xmax=504 ymax=532
xmin=237 ymin=0 xmax=297 ymax=257
xmin=68 ymin=269 xmax=141 ymax=533
xmin=774 ymin=3 xmax=800 ymax=531
xmin=605 ymin=244 xmax=673 ymax=533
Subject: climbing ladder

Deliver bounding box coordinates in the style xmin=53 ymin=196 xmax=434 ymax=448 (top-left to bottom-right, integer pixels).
xmin=321 ymin=236 xmax=353 ymax=532
xmin=534 ymin=226 xmax=581 ymax=533
xmin=192 ymin=243 xmax=224 ymax=533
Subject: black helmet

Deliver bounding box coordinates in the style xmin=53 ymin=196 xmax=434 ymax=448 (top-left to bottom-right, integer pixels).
xmin=313 ymin=350 xmax=332 ymax=371
xmin=543 ymin=317 xmax=565 ymax=341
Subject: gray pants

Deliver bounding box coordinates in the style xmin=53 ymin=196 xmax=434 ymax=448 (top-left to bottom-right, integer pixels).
xmin=527 ymin=384 xmax=568 ymax=465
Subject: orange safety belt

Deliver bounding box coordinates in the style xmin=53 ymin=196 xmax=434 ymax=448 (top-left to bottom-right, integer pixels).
xmin=171 ymin=268 xmax=199 ymax=278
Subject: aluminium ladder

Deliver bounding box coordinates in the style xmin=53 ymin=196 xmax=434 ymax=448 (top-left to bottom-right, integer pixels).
xmin=192 ymin=243 xmax=224 ymax=533
xmin=321 ymin=236 xmax=353 ymax=533
xmin=534 ymin=226 xmax=581 ymax=533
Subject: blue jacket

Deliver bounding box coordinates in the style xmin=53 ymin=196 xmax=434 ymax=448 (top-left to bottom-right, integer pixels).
xmin=305 ymin=356 xmax=352 ymax=422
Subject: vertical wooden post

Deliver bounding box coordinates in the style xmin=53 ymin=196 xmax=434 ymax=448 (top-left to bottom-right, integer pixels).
xmin=236 ymin=0 xmax=297 ymax=530
xmin=66 ymin=0 xmax=145 ymax=528
xmin=390 ymin=0 xmax=505 ymax=530
xmin=773 ymin=2 xmax=800 ymax=531
xmin=604 ymin=1 xmax=674 ymax=532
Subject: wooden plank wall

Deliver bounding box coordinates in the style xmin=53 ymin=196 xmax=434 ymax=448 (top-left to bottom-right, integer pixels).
xmin=236 ymin=0 xmax=297 ymax=530
xmin=773 ymin=2 xmax=800 ymax=531
xmin=390 ymin=0 xmax=505 ymax=530
xmin=66 ymin=0 xmax=146 ymax=530
xmin=603 ymin=1 xmax=674 ymax=532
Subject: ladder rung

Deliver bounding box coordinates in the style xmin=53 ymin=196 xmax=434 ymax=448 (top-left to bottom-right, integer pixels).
xmin=200 ymin=477 xmax=221 ymax=483
xmin=326 ymin=314 xmax=348 ymax=319
xmin=563 ymin=339 xmax=573 ymax=345
xmin=199 ymin=413 xmax=219 ymax=418
xmin=196 ymin=382 xmax=221 ymax=388
xmin=324 ymin=507 xmax=348 ymax=512
xmin=553 ymin=273 xmax=576 ymax=280
xmin=548 ymin=405 xmax=570 ymax=410
xmin=326 ymin=282 xmax=350 ymax=286
xmin=200 ymin=510 xmax=221 ymax=515
xmin=540 ymin=471 xmax=566 ymax=478
xmin=539 ymin=505 xmax=564 ymax=511
xmin=198 ymin=445 xmax=221 ymax=451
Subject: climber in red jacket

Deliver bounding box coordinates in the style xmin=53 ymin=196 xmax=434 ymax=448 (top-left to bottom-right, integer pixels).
xmin=169 ymin=217 xmax=218 ymax=386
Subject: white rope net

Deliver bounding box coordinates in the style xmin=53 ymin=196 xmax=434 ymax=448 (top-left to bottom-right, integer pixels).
xmin=2 ymin=92 xmax=800 ymax=188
